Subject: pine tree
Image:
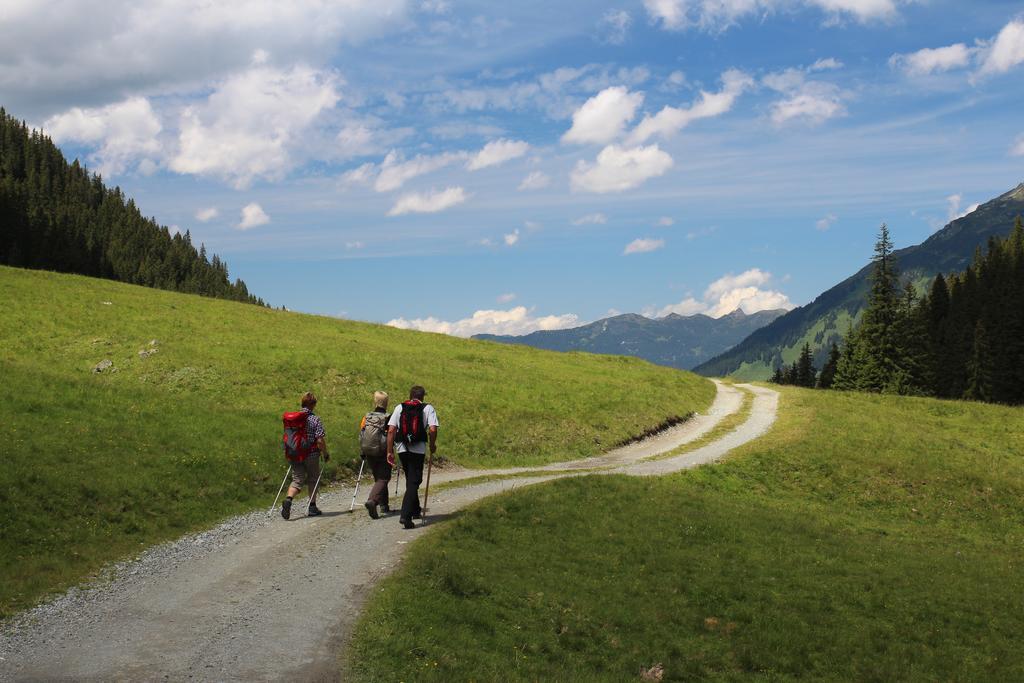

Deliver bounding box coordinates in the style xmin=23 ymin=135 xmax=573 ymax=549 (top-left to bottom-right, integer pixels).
xmin=855 ymin=223 xmax=901 ymax=390
xmin=796 ymin=342 xmax=816 ymax=387
xmin=817 ymin=342 xmax=840 ymax=389
xmin=888 ymin=282 xmax=930 ymax=395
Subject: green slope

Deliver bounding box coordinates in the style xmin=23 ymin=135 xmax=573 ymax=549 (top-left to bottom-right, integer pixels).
xmin=696 ymin=183 xmax=1024 ymax=379
xmin=349 ymin=387 xmax=1024 ymax=681
xmin=0 ymin=266 xmax=713 ymax=617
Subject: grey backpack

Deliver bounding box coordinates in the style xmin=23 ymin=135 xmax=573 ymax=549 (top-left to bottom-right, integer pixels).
xmin=359 ymin=412 xmax=388 ymax=458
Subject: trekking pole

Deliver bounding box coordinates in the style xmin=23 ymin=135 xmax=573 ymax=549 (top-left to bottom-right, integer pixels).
xmin=269 ymin=466 xmax=292 ymax=516
xmin=394 ymin=460 xmax=400 ymax=496
xmin=349 ymin=458 xmax=366 ymax=511
xmin=422 ymin=451 xmax=434 ymax=520
xmin=307 ymin=463 xmax=325 ymax=515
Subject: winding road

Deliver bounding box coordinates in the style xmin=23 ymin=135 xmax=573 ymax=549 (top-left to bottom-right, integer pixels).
xmin=0 ymin=381 xmax=778 ymax=682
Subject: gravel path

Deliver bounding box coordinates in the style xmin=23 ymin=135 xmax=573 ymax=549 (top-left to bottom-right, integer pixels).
xmin=0 ymin=381 xmax=777 ymax=682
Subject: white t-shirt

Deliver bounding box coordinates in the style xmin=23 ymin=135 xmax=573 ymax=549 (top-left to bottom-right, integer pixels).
xmin=388 ymin=402 xmax=440 ymax=454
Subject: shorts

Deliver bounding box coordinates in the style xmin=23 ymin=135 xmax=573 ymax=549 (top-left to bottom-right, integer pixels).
xmin=289 ymin=454 xmax=321 ymax=491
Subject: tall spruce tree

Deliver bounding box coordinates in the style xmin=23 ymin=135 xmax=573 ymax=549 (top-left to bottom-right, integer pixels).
xmin=796 ymin=342 xmax=816 ymax=387
xmin=817 ymin=342 xmax=840 ymax=389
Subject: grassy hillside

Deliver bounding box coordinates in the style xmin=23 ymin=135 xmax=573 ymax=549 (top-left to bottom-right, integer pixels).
xmin=0 ymin=266 xmax=713 ymax=617
xmin=349 ymin=387 xmax=1024 ymax=681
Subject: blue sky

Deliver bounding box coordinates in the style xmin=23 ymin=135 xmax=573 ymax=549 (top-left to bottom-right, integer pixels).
xmin=4 ymin=0 xmax=1024 ymax=335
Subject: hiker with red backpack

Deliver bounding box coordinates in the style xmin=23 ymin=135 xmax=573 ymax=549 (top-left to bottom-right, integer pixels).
xmin=280 ymin=392 xmax=330 ymax=520
xmin=386 ymin=385 xmax=439 ymax=529
xmin=359 ymin=391 xmax=392 ymax=519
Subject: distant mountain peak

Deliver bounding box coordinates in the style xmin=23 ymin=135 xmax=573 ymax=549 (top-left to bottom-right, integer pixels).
xmin=473 ymin=307 xmax=786 ymax=370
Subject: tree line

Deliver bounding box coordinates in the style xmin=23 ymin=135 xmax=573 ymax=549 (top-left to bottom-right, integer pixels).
xmin=772 ymin=219 xmax=1024 ymax=405
xmin=0 ymin=108 xmax=263 ymax=305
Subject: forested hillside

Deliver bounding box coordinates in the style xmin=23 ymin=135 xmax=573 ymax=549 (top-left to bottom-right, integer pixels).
xmin=696 ymin=183 xmax=1024 ymax=379
xmin=0 ymin=108 xmax=260 ymax=304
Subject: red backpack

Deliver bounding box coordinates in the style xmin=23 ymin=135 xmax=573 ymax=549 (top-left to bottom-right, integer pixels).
xmin=398 ymin=400 xmax=429 ymax=445
xmin=282 ymin=411 xmax=313 ymax=462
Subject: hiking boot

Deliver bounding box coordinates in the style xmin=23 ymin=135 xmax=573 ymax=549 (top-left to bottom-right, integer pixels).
xmin=364 ymin=501 xmax=379 ymax=519
xmin=400 ymin=517 xmax=415 ymax=529
xmin=307 ymin=503 xmax=322 ymax=517
xmin=412 ymin=512 xmax=422 ymax=520
xmin=281 ymin=498 xmax=292 ymax=520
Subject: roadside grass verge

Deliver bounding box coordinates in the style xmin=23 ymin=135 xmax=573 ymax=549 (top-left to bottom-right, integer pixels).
xmin=348 ymin=387 xmax=1024 ymax=681
xmin=0 ymin=266 xmax=713 ymax=617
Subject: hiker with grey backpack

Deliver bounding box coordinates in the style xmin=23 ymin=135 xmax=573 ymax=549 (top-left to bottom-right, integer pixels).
xmin=359 ymin=391 xmax=393 ymax=519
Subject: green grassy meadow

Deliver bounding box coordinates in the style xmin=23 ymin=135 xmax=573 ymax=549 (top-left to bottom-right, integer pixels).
xmin=0 ymin=266 xmax=713 ymax=617
xmin=349 ymin=387 xmax=1024 ymax=681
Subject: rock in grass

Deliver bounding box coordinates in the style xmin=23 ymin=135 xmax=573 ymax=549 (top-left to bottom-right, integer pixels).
xmin=93 ymin=359 xmax=113 ymax=373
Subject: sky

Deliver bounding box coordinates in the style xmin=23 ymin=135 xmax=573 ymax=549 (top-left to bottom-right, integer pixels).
xmin=3 ymin=0 xmax=1024 ymax=336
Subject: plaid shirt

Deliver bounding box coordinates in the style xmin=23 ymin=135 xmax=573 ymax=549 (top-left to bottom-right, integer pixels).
xmin=302 ymin=408 xmax=326 ymax=451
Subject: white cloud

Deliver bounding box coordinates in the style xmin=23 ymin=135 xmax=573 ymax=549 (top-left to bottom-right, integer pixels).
xmin=195 ymin=207 xmax=219 ymax=222
xmin=0 ymin=0 xmax=407 ymax=118
xmin=340 ymin=162 xmax=378 ymax=187
xmin=599 ymin=9 xmax=632 ymax=44
xmin=623 ymin=237 xmax=665 ymax=254
xmin=763 ymin=68 xmax=846 ymax=125
xmin=504 ymin=229 xmax=521 ymax=246
xmin=497 ymin=292 xmax=517 ymax=303
xmin=238 ymin=203 xmax=270 ymax=230
xmin=652 ymin=297 xmax=706 ymax=317
xmin=650 ymin=268 xmax=794 ymax=318
xmin=977 ymin=19 xmax=1024 ymax=76
xmin=889 ymin=44 xmax=973 ymax=77
xmin=816 ymin=213 xmax=838 ymax=231
xmin=518 ymin=170 xmax=551 ymax=191
xmin=628 ymin=69 xmax=752 ymax=144
xmin=374 ymin=150 xmax=465 ymax=192
xmin=387 ymin=306 xmax=580 ymax=337
xmin=657 ymin=216 xmax=675 ymax=226
xmin=771 ymin=91 xmax=844 ymax=125
xmin=570 ymin=144 xmax=673 ymax=193
xmin=946 ymin=194 xmax=980 ymax=222
xmin=387 ymin=186 xmax=468 ymax=216
xmin=666 ymin=70 xmax=687 ymax=87
xmin=466 ymin=138 xmax=530 ymax=170
xmin=43 ymin=97 xmax=161 ymax=176
xmin=1012 ymin=134 xmax=1024 ymax=157
xmin=572 ymin=212 xmax=608 ymax=225
xmin=643 ymin=0 xmax=901 ymax=31
xmin=809 ymin=57 xmax=844 ymax=71
xmin=169 ymin=63 xmax=341 ymax=189
xmin=562 ymin=86 xmax=644 ymax=145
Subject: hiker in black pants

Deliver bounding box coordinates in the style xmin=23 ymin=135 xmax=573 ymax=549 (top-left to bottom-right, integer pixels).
xmin=386 ymin=385 xmax=439 ymax=529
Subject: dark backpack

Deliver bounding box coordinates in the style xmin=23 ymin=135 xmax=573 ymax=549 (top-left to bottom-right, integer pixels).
xmin=282 ymin=411 xmax=313 ymax=462
xmin=398 ymin=400 xmax=429 ymax=445
xmin=359 ymin=412 xmax=388 ymax=458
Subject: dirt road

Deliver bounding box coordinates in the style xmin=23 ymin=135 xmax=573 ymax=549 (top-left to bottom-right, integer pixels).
xmin=0 ymin=382 xmax=777 ymax=682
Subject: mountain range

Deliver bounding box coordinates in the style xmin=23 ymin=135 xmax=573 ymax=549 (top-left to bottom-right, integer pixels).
xmin=694 ymin=182 xmax=1024 ymax=379
xmin=474 ymin=308 xmax=787 ymax=370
